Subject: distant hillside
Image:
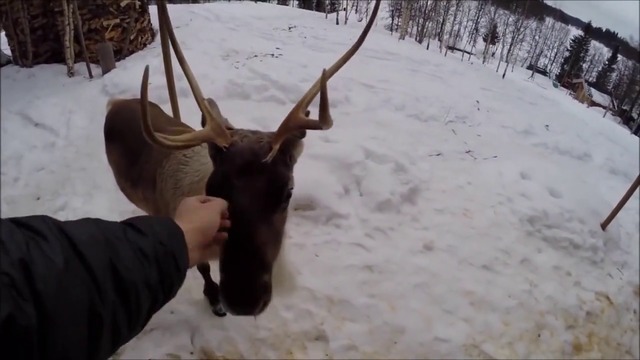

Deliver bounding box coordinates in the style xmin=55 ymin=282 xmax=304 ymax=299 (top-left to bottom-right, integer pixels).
xmin=489 ymin=0 xmax=639 ymax=62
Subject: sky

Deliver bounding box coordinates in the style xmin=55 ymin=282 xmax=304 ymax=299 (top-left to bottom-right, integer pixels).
xmin=549 ymin=1 xmax=640 ymax=42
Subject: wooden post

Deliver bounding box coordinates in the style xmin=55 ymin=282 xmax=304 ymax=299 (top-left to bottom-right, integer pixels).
xmin=600 ymin=173 xmax=640 ymax=231
xmin=71 ymin=0 xmax=93 ymax=79
xmin=96 ymin=42 xmax=116 ymax=76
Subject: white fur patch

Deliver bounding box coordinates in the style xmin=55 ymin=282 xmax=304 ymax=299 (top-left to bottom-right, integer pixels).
xmin=105 ymin=98 xmax=120 ymax=113
xmin=271 ymin=239 xmax=297 ymax=297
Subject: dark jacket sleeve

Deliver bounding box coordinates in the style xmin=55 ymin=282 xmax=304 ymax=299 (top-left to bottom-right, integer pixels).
xmin=0 ymin=214 xmax=189 ymax=360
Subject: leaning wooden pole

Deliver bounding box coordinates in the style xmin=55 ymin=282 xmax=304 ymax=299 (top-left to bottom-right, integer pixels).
xmin=71 ymin=0 xmax=93 ymax=79
xmin=600 ymin=173 xmax=640 ymax=231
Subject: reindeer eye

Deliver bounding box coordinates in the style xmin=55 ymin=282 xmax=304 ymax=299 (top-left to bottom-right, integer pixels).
xmin=283 ymin=187 xmax=293 ymax=204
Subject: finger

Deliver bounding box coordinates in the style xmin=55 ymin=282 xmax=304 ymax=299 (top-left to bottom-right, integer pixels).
xmin=219 ymin=219 xmax=231 ymax=229
xmin=221 ymin=210 xmax=230 ymax=219
xmin=213 ymin=232 xmax=228 ymax=244
xmin=193 ymin=195 xmax=215 ymax=204
xmin=204 ymin=198 xmax=229 ymax=212
xmin=201 ymin=242 xmax=223 ymax=261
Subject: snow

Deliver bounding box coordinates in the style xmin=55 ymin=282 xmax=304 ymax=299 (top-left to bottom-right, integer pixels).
xmin=590 ymin=86 xmax=613 ymax=107
xmin=2 ymin=2 xmax=639 ymax=359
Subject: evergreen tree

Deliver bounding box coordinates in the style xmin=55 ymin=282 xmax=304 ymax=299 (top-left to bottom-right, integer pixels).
xmin=327 ymin=0 xmax=340 ymax=13
xmin=555 ymin=21 xmax=594 ymax=84
xmin=482 ymin=23 xmax=500 ymax=46
xmin=297 ymin=0 xmax=314 ymax=10
xmin=314 ymin=0 xmax=326 ymax=13
xmin=594 ymin=44 xmax=620 ymax=91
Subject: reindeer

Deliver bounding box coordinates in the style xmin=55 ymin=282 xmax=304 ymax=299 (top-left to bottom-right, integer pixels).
xmin=103 ymin=0 xmax=381 ymax=317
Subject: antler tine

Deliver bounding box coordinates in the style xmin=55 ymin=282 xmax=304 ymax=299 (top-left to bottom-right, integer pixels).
xmin=139 ymin=0 xmax=232 ymax=150
xmin=141 ymin=65 xmax=214 ymax=149
xmin=158 ymin=2 xmax=181 ymax=122
xmin=264 ymin=0 xmax=382 ymax=162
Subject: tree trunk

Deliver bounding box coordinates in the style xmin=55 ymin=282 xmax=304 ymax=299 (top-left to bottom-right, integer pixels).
xmin=398 ymin=0 xmax=412 ymax=41
xmin=444 ymin=0 xmax=461 ymax=57
xmin=437 ymin=0 xmax=451 ymax=53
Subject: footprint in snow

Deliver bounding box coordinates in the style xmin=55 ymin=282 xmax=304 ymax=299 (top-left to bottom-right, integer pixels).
xmin=519 ymin=170 xmax=532 ymax=181
xmin=546 ymin=186 xmax=563 ymax=199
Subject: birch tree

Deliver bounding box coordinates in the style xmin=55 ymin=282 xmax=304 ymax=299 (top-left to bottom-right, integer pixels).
xmin=398 ymin=0 xmax=413 ymax=41
xmin=444 ymin=0 xmax=463 ymax=56
xmin=426 ymin=0 xmax=440 ymax=50
xmin=437 ymin=0 xmax=453 ymax=53
xmin=414 ymin=0 xmax=432 ymax=44
xmin=495 ymin=10 xmax=514 ymax=71
xmin=544 ymin=25 xmax=571 ymax=76
xmin=481 ymin=3 xmax=499 ymax=64
xmin=527 ymin=18 xmax=557 ymax=79
xmin=583 ymin=46 xmax=607 ymax=82
xmin=500 ymin=0 xmax=531 ymax=79
xmin=465 ymin=0 xmax=488 ymax=61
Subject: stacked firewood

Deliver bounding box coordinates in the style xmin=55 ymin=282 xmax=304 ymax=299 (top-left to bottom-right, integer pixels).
xmin=0 ymin=0 xmax=155 ymax=74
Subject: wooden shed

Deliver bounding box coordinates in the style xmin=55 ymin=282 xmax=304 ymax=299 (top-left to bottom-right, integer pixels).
xmin=569 ymin=78 xmax=592 ymax=106
xmin=0 ymin=0 xmax=155 ymax=76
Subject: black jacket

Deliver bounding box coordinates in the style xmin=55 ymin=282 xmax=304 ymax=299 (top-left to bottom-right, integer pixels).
xmin=0 ymin=214 xmax=189 ymax=360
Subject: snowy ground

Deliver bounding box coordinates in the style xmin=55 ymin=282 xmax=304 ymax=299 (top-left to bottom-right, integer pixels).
xmin=2 ymin=2 xmax=639 ymax=359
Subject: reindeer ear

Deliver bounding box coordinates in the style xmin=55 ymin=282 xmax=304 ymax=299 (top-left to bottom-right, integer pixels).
xmin=201 ymin=97 xmax=235 ymax=130
xmin=277 ymin=132 xmax=305 ymax=166
xmin=207 ymin=142 xmax=227 ymax=163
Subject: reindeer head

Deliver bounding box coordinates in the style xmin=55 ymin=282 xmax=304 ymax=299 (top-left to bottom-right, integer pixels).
xmin=139 ymin=0 xmax=381 ymax=316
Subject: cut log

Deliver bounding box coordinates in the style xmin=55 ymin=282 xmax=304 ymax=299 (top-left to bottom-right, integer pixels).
xmin=0 ymin=0 xmax=156 ymax=68
xmin=97 ymin=41 xmax=116 ymax=76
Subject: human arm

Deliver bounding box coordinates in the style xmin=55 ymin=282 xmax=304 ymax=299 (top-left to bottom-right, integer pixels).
xmin=0 ymin=214 xmax=189 ymax=360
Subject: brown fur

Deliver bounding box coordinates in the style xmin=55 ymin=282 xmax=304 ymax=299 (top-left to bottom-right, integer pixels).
xmin=104 ymin=98 xmax=213 ymax=217
xmin=104 ymin=96 xmax=304 ymax=316
xmin=103 ymin=0 xmax=381 ymax=317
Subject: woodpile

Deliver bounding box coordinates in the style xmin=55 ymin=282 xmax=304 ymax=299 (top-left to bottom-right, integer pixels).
xmin=0 ymin=0 xmax=156 ymax=74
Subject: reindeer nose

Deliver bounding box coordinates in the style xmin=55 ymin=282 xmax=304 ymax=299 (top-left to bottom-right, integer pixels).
xmin=221 ymin=295 xmax=268 ymax=316
xmin=254 ymin=298 xmax=269 ymax=316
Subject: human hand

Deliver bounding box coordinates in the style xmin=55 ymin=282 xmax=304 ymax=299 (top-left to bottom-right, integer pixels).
xmin=173 ymin=195 xmax=231 ymax=268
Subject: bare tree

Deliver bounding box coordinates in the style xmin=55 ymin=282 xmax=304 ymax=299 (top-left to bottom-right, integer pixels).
xmin=527 ymin=18 xmax=557 ymax=79
xmin=426 ymin=0 xmax=440 ymax=50
xmin=364 ymin=0 xmax=373 ymax=21
xmin=437 ymin=0 xmax=453 ymax=53
xmin=386 ymin=0 xmax=403 ymax=33
xmin=398 ymin=0 xmax=414 ymax=40
xmin=455 ymin=1 xmax=473 ymax=48
xmin=344 ymin=0 xmax=358 ymax=25
xmin=414 ymin=0 xmax=432 ymax=44
xmin=612 ymin=58 xmax=637 ymax=101
xmin=583 ymin=46 xmax=607 ymax=82
xmin=444 ymin=0 xmax=463 ymax=56
xmin=521 ymin=19 xmax=543 ymax=67
xmin=499 ymin=0 xmax=530 ymax=78
xmin=481 ymin=3 xmax=499 ymax=64
xmin=465 ymin=0 xmax=488 ymax=61
xmin=495 ymin=10 xmax=514 ymax=71
xmin=544 ymin=24 xmax=571 ymax=76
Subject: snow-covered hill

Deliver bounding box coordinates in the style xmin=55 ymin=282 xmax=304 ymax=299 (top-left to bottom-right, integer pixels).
xmin=1 ymin=2 xmax=638 ymax=359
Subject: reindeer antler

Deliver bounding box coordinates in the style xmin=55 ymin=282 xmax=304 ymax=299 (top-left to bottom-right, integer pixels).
xmin=263 ymin=0 xmax=382 ymax=162
xmin=140 ymin=0 xmax=232 ymax=150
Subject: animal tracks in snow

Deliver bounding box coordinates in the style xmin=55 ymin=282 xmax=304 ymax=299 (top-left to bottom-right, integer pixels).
xmin=518 ymin=170 xmax=565 ymax=200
